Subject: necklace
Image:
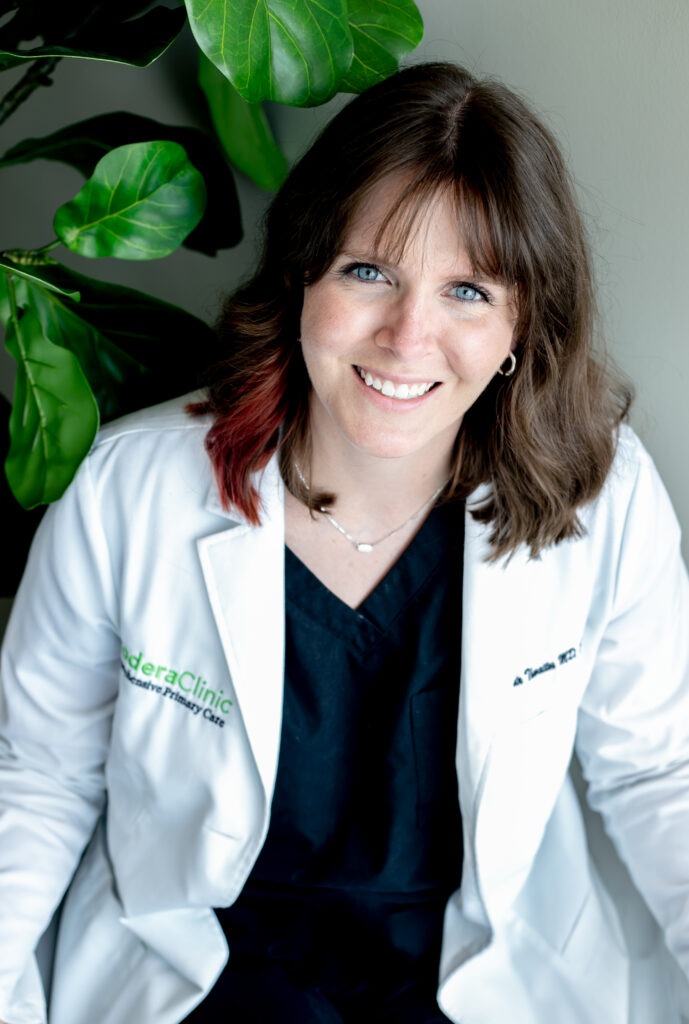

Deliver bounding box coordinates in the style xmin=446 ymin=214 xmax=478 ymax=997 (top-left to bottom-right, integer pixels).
xmin=294 ymin=464 xmax=446 ymax=554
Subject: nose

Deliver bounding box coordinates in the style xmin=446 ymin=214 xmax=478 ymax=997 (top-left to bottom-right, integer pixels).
xmin=374 ymin=292 xmax=434 ymax=359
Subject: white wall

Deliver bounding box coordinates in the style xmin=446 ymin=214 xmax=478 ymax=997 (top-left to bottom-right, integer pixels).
xmin=1 ymin=0 xmax=688 ymax=573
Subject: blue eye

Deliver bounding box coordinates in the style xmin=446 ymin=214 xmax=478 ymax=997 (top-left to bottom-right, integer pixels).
xmin=343 ymin=263 xmax=384 ymax=282
xmin=452 ymin=283 xmax=485 ymax=302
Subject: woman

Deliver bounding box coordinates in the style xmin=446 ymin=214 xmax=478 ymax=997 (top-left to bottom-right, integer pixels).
xmin=1 ymin=62 xmax=688 ymax=1024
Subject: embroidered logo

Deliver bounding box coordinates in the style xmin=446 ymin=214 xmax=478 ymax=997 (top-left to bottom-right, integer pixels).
xmin=512 ymin=646 xmax=578 ymax=687
xmin=120 ymin=645 xmax=233 ymax=728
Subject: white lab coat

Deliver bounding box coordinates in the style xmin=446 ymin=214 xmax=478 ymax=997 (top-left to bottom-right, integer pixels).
xmin=1 ymin=396 xmax=688 ymax=1024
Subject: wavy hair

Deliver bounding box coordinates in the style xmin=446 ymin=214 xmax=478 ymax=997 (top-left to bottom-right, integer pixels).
xmin=192 ymin=61 xmax=631 ymax=559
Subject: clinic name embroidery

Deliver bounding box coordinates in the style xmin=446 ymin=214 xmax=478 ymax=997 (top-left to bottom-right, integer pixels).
xmin=512 ymin=646 xmax=577 ymax=687
xmin=120 ymin=645 xmax=233 ymax=728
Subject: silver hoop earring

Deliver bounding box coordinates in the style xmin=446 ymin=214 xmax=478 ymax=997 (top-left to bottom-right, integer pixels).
xmin=498 ymin=352 xmax=517 ymax=377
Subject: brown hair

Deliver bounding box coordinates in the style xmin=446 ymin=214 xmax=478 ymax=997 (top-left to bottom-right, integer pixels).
xmin=194 ymin=61 xmax=631 ymax=559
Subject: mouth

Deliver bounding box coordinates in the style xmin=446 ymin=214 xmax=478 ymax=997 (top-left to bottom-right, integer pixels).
xmin=355 ymin=366 xmax=439 ymax=401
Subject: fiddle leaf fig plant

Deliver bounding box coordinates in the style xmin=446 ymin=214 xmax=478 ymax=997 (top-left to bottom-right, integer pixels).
xmin=341 ymin=0 xmax=425 ymax=92
xmin=0 ymin=111 xmax=242 ymax=254
xmin=3 ymin=288 xmax=99 ymax=510
xmin=0 ymin=0 xmax=423 ymax=592
xmin=186 ymin=0 xmax=354 ymax=106
xmin=53 ymin=140 xmax=206 ymax=260
xmin=1 ymin=139 xmax=207 ymax=509
xmin=187 ymin=0 xmax=424 ymax=106
xmin=197 ymin=51 xmax=289 ymax=191
xmin=192 ymin=0 xmax=424 ymax=186
xmin=0 ymin=1 xmax=186 ymax=71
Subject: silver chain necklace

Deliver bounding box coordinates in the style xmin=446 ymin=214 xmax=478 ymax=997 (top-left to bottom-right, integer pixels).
xmin=294 ymin=464 xmax=446 ymax=554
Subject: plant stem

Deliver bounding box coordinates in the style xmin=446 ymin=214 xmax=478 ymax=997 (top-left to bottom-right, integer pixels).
xmin=0 ymin=56 xmax=62 ymax=127
xmin=32 ymin=239 xmax=61 ymax=257
xmin=0 ymin=240 xmax=61 ymax=266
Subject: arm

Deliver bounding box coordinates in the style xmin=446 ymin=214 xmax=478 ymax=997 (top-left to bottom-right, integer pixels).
xmin=576 ymin=440 xmax=689 ymax=977
xmin=0 ymin=456 xmax=120 ymax=1020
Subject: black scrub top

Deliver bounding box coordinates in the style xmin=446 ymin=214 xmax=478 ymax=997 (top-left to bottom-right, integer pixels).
xmin=212 ymin=500 xmax=465 ymax=1021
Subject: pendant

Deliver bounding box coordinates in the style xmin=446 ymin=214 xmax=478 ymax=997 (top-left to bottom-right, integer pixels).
xmin=355 ymin=542 xmax=374 ymax=553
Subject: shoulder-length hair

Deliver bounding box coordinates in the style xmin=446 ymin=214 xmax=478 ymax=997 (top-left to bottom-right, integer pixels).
xmin=192 ymin=61 xmax=631 ymax=559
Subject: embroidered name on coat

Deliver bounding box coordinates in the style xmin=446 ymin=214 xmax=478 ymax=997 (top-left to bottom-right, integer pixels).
xmin=512 ymin=646 xmax=578 ymax=687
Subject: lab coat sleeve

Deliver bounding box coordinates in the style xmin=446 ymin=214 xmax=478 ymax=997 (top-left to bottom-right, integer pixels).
xmin=575 ymin=439 xmax=689 ymax=978
xmin=0 ymin=454 xmax=120 ymax=1020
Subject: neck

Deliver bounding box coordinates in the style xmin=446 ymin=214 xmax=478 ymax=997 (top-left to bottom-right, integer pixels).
xmin=304 ymin=439 xmax=452 ymax=527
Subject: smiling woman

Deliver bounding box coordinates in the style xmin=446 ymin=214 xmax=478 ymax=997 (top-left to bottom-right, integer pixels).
xmin=200 ymin=62 xmax=630 ymax=570
xmin=1 ymin=62 xmax=689 ymax=1024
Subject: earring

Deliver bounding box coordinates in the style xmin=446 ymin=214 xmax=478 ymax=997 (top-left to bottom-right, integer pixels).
xmin=498 ymin=352 xmax=517 ymax=377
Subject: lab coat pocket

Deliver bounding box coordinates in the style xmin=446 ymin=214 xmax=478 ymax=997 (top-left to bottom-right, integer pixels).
xmin=51 ymin=821 xmax=166 ymax=1024
xmin=511 ymin=883 xmax=630 ymax=1022
xmin=474 ymin=704 xmax=580 ymax=898
xmin=51 ymin=821 xmax=216 ymax=1024
xmin=504 ymin=774 xmax=632 ymax=1022
xmin=109 ymin=805 xmax=257 ymax=916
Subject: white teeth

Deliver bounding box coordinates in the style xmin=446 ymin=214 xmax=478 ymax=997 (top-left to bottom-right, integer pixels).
xmin=356 ymin=367 xmax=435 ymax=400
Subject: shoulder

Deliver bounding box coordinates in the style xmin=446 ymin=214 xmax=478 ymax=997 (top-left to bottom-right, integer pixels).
xmin=93 ymin=390 xmax=210 ymax=454
xmin=84 ymin=392 xmax=213 ymax=498
xmin=590 ymin=423 xmax=678 ymax=533
xmin=577 ymin=423 xmax=683 ymax=605
xmin=80 ymin=392 xmax=282 ymax=525
xmin=608 ymin=423 xmax=658 ymax=486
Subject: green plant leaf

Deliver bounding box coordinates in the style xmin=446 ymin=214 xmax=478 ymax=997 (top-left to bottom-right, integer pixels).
xmin=198 ymin=51 xmax=288 ymax=190
xmin=0 ymin=268 xmax=9 ymax=321
xmin=19 ymin=263 xmax=217 ymax=420
xmin=0 ymin=254 xmax=81 ymax=299
xmin=21 ymin=278 xmax=145 ymax=423
xmin=185 ymin=0 xmax=353 ymax=106
xmin=47 ymin=265 xmax=216 ymax=358
xmin=0 ymin=113 xmax=242 ymax=256
xmin=0 ymin=395 xmax=46 ymax=596
xmin=0 ymin=0 xmax=167 ymax=47
xmin=340 ymin=0 xmax=424 ymax=92
xmin=53 ymin=141 xmax=207 ymax=260
xmin=4 ymin=293 xmax=99 ymax=508
xmin=0 ymin=4 xmax=186 ymax=71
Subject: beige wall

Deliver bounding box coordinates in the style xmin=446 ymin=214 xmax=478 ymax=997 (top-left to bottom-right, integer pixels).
xmin=1 ymin=0 xmax=688 ymax=564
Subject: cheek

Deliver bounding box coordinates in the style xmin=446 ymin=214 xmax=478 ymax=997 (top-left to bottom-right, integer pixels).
xmin=441 ymin=341 xmax=512 ymax=407
xmin=444 ymin=330 xmax=510 ymax=381
xmin=300 ymin=299 xmax=342 ymax=354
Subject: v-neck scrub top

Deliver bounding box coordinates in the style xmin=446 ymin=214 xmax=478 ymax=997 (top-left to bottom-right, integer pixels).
xmin=193 ymin=501 xmax=465 ymax=1022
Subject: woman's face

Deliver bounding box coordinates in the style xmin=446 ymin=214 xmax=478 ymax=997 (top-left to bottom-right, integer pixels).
xmin=299 ymin=178 xmax=517 ymax=473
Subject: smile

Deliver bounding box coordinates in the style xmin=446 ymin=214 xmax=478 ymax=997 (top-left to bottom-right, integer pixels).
xmin=355 ymin=366 xmax=438 ymax=400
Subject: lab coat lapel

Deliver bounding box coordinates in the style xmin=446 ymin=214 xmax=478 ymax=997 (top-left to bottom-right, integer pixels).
xmin=459 ymin=497 xmax=573 ymax=919
xmin=458 ymin=494 xmax=532 ymax=815
xmin=197 ymin=458 xmax=286 ymax=800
